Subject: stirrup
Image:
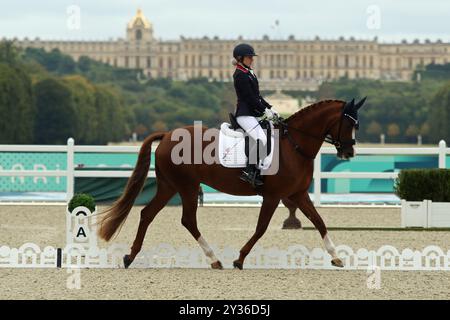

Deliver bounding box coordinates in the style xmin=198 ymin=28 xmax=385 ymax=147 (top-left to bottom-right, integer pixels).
xmin=240 ymin=165 xmax=263 ymax=187
xmin=239 ymin=168 xmax=254 ymax=183
xmin=253 ymin=169 xmax=264 ymax=186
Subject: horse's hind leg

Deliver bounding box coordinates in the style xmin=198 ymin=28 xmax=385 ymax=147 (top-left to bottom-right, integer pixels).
xmin=179 ymin=186 xmax=223 ymax=270
xmin=123 ymin=179 xmax=176 ymax=268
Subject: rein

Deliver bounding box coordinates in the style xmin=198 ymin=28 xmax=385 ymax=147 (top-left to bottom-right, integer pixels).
xmin=275 ymin=111 xmax=358 ymax=160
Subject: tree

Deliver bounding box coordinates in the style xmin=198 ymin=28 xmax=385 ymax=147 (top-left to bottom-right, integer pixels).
xmin=34 ymin=78 xmax=76 ymax=144
xmin=405 ymin=124 xmax=419 ymax=137
xmin=77 ymin=56 xmax=92 ymax=73
xmin=44 ymin=49 xmax=64 ymax=72
xmin=23 ymin=47 xmax=76 ymax=74
xmin=134 ymin=124 xmax=148 ymax=140
xmin=152 ymin=120 xmax=167 ymax=132
xmin=428 ymin=81 xmax=450 ymax=143
xmin=62 ymin=75 xmax=97 ymax=144
xmin=405 ymin=124 xmax=419 ymax=143
xmin=94 ymin=85 xmax=127 ymax=143
xmin=59 ymin=54 xmax=77 ymax=74
xmin=334 ymin=83 xmax=360 ymax=101
xmin=0 ymin=40 xmax=19 ymax=65
xmin=366 ymin=121 xmax=382 ymax=140
xmin=93 ymin=85 xmax=112 ymax=144
xmin=0 ymin=63 xmax=35 ymax=143
xmin=387 ymin=123 xmax=400 ymax=142
xmin=317 ymin=82 xmax=336 ymax=99
xmin=417 ymin=63 xmax=450 ymax=81
xmin=420 ymin=123 xmax=430 ymax=136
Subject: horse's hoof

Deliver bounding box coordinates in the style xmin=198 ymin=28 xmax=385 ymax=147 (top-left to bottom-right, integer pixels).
xmin=211 ymin=261 xmax=223 ymax=270
xmin=123 ymin=255 xmax=133 ymax=269
xmin=282 ymin=217 xmax=302 ymax=229
xmin=233 ymin=260 xmax=243 ymax=270
xmin=331 ymin=258 xmax=344 ymax=268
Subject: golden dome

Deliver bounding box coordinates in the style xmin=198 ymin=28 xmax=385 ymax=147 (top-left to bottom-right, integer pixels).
xmin=127 ymin=8 xmax=152 ymax=29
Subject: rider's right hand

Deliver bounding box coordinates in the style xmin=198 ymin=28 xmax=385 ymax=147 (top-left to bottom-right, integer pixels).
xmin=264 ymin=108 xmax=275 ymax=119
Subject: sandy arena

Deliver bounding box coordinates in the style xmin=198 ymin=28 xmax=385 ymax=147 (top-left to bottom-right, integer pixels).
xmin=0 ymin=204 xmax=449 ymax=299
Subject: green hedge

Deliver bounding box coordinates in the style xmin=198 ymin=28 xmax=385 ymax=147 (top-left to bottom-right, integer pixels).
xmin=68 ymin=193 xmax=96 ymax=213
xmin=394 ymin=169 xmax=450 ymax=202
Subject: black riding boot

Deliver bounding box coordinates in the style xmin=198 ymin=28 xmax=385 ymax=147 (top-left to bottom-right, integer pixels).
xmin=240 ymin=138 xmax=264 ymax=187
xmin=240 ymin=163 xmax=264 ymax=187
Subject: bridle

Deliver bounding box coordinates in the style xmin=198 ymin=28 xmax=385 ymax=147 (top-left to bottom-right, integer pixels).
xmin=276 ymin=111 xmax=359 ymax=160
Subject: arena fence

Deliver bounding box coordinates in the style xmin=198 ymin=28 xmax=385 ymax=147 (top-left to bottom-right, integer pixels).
xmin=0 ymin=138 xmax=448 ymax=206
xmin=0 ymin=205 xmax=449 ymax=270
xmin=1 ymin=242 xmax=450 ymax=270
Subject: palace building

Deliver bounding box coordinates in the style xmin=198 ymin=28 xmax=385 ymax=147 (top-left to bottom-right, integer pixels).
xmin=13 ymin=9 xmax=450 ymax=90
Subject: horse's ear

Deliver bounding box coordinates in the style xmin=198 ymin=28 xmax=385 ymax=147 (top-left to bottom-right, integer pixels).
xmin=355 ymin=97 xmax=367 ymax=110
xmin=344 ymin=98 xmax=355 ymax=112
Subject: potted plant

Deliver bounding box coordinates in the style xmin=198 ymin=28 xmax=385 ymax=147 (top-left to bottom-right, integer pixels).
xmin=66 ymin=193 xmax=97 ymax=247
xmin=394 ymin=169 xmax=450 ymax=228
xmin=68 ymin=193 xmax=96 ymax=214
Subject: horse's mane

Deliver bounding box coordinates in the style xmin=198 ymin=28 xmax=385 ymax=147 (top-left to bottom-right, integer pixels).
xmin=286 ymin=99 xmax=346 ymax=121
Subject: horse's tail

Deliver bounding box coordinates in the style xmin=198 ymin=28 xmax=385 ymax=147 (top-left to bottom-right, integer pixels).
xmin=97 ymin=131 xmax=166 ymax=242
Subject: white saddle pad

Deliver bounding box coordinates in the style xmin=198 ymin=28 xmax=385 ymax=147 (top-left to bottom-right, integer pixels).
xmin=218 ymin=122 xmax=276 ymax=170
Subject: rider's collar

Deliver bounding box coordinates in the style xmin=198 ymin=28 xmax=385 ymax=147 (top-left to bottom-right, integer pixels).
xmin=236 ymin=63 xmax=249 ymax=73
xmin=237 ymin=63 xmax=255 ymax=77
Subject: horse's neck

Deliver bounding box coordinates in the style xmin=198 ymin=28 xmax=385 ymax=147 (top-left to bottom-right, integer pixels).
xmin=287 ymin=105 xmax=340 ymax=158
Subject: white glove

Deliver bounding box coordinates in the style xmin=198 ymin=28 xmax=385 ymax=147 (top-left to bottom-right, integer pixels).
xmin=264 ymin=108 xmax=275 ymax=119
xmin=271 ymin=108 xmax=280 ymax=117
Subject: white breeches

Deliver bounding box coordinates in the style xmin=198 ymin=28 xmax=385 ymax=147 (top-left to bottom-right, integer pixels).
xmin=236 ymin=116 xmax=268 ymax=168
xmin=236 ymin=116 xmax=267 ymax=146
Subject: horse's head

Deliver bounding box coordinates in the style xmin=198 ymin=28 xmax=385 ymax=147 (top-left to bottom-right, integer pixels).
xmin=326 ymin=97 xmax=366 ymax=160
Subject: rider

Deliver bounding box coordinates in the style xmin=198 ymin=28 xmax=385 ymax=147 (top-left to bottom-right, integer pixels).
xmin=232 ymin=43 xmax=279 ymax=187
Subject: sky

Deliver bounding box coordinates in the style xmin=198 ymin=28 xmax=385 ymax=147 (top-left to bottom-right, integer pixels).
xmin=0 ymin=0 xmax=449 ymax=43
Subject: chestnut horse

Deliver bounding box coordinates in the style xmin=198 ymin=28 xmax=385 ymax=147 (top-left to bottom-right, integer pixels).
xmin=98 ymin=98 xmax=366 ymax=269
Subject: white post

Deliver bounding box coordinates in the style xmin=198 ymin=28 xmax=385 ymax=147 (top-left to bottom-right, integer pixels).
xmin=438 ymin=140 xmax=446 ymax=169
xmin=313 ymin=148 xmax=322 ymax=207
xmin=66 ymin=206 xmax=98 ymax=249
xmin=66 ymin=138 xmax=75 ymax=202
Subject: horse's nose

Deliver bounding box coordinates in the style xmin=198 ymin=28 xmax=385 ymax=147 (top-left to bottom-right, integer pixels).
xmin=342 ymin=149 xmax=353 ymax=159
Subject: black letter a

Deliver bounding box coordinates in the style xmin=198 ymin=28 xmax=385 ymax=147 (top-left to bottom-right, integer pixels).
xmin=76 ymin=227 xmax=87 ymax=238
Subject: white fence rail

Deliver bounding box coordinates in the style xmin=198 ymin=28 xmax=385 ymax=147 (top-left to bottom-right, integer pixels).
xmin=313 ymin=140 xmax=448 ymax=206
xmin=2 ymin=242 xmax=450 ymax=270
xmin=0 ymin=138 xmax=448 ymax=206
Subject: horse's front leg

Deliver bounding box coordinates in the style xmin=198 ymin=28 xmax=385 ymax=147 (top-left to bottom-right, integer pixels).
xmin=233 ymin=196 xmax=280 ymax=270
xmin=290 ymin=191 xmax=344 ymax=268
